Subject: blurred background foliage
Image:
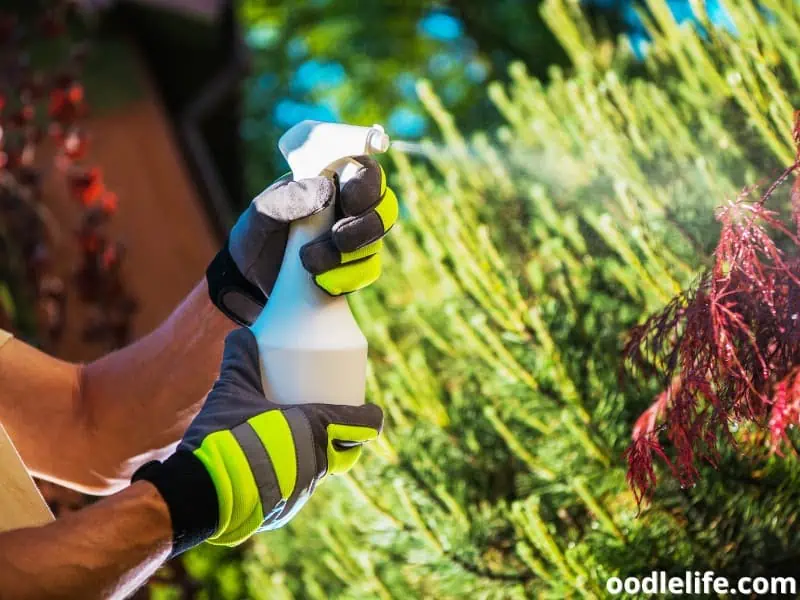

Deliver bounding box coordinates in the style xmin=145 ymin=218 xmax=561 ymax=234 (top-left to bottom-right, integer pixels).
xmin=239 ymin=0 xmax=735 ymax=193
xmin=171 ymin=0 xmax=800 ymax=598
xmin=240 ymin=0 xmax=576 ymax=194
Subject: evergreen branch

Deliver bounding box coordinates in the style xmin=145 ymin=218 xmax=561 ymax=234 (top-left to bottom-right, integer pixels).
xmin=443 ymin=549 xmax=535 ymax=584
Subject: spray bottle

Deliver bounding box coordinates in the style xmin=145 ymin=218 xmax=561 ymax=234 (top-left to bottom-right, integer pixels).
xmin=249 ymin=121 xmax=391 ymax=406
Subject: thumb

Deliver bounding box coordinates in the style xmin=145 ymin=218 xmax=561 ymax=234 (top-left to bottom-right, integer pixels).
xmin=316 ymin=403 xmax=384 ymax=435
xmin=325 ymin=404 xmax=384 ymax=476
xmin=217 ymin=328 xmax=264 ymax=394
xmin=254 ymin=176 xmax=335 ymax=223
xmin=304 ymin=403 xmax=384 ymax=475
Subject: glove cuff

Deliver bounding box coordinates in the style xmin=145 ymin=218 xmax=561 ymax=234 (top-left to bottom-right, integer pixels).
xmin=132 ymin=452 xmax=219 ymax=558
xmin=206 ymin=241 xmax=267 ymax=326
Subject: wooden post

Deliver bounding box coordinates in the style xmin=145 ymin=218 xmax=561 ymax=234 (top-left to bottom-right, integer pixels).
xmin=0 ymin=424 xmax=54 ymax=533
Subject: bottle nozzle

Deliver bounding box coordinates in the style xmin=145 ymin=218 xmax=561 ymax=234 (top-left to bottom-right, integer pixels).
xmin=279 ymin=120 xmax=391 ymax=181
xmin=367 ymin=125 xmax=390 ymax=153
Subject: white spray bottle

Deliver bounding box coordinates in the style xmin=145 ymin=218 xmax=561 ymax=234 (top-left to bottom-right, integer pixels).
xmin=250 ymin=121 xmax=390 ymax=406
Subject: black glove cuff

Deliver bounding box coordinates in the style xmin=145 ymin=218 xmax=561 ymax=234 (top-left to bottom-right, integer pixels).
xmin=206 ymin=241 xmax=267 ymax=326
xmin=132 ymin=452 xmax=219 ymax=558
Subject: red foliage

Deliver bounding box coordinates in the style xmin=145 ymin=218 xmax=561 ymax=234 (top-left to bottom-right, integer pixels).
xmin=0 ymin=2 xmax=136 ymax=350
xmin=67 ymin=166 xmax=103 ymax=204
xmin=48 ymin=82 xmax=87 ymax=124
xmin=767 ymin=368 xmax=800 ymax=455
xmin=624 ymin=116 xmax=800 ymax=505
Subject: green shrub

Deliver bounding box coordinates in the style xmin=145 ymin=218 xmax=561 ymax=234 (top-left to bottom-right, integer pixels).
xmin=190 ymin=0 xmax=800 ymax=596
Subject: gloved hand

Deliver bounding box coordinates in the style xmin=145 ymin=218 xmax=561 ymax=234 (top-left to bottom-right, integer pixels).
xmin=133 ymin=328 xmax=384 ymax=556
xmin=207 ymin=157 xmax=399 ymax=325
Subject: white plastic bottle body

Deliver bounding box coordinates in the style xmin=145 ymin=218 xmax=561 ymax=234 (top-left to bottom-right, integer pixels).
xmin=249 ymin=156 xmax=372 ymax=406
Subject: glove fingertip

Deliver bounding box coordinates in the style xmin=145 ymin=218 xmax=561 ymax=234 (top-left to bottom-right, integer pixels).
xmin=360 ymin=403 xmax=385 ymax=433
xmin=224 ymin=327 xmax=258 ymax=354
xmin=331 ymin=213 xmax=384 ymax=253
xmin=334 ymin=403 xmax=385 ymax=433
xmin=258 ymin=176 xmax=335 ymax=222
xmin=352 ymin=155 xmax=380 ymax=169
xmin=329 ymin=446 xmax=363 ymax=475
xmin=339 ymin=159 xmax=382 ymax=217
xmin=300 ymin=235 xmax=340 ymax=275
xmin=221 ymin=328 xmax=263 ymax=388
xmin=295 ymin=175 xmax=336 ymax=214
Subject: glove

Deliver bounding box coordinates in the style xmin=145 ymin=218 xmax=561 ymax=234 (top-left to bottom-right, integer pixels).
xmin=133 ymin=328 xmax=384 ymax=556
xmin=207 ymin=157 xmax=399 ymax=325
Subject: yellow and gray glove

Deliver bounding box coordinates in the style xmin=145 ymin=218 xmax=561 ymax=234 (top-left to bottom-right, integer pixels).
xmin=207 ymin=157 xmax=399 ymax=325
xmin=133 ymin=328 xmax=383 ymax=556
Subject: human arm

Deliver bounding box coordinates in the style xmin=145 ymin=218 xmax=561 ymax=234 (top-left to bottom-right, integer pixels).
xmin=0 ymin=159 xmax=397 ymax=496
xmin=0 ymin=328 xmax=383 ymax=600
xmin=0 ymin=281 xmax=234 ymax=495
xmin=0 ymin=481 xmax=171 ymax=600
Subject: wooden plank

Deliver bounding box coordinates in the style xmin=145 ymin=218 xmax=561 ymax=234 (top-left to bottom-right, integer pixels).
xmin=0 ymin=423 xmax=54 ymax=533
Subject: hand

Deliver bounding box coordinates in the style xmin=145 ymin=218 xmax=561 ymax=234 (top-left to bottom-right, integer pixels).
xmin=133 ymin=328 xmax=383 ymax=554
xmin=207 ymin=157 xmax=399 ymax=325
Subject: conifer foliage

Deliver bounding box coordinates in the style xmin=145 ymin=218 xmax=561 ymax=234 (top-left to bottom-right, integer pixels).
xmin=207 ymin=0 xmax=800 ymax=596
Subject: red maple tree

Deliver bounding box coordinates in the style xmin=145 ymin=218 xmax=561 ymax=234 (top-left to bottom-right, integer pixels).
xmin=624 ymin=116 xmax=800 ymax=505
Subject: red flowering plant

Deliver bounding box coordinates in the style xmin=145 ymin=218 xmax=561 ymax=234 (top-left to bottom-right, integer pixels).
xmin=0 ymin=2 xmax=136 ymax=349
xmin=623 ymin=117 xmax=800 ymax=507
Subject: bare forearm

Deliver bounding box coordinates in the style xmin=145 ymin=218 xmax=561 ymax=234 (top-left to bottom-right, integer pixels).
xmin=0 ymin=482 xmax=171 ymax=599
xmin=0 ymin=280 xmax=234 ymax=494
xmin=77 ymin=281 xmax=234 ymax=491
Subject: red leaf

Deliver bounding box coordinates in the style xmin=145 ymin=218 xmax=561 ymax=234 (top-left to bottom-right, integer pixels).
xmin=624 ymin=115 xmax=800 ymax=497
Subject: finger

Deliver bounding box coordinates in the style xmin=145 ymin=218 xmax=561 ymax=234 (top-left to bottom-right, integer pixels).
xmin=317 ymin=402 xmax=385 ymax=431
xmin=218 ymin=328 xmax=263 ymax=392
xmin=253 ymin=175 xmax=334 ymax=223
xmin=324 ymin=404 xmax=384 ymax=475
xmin=314 ymin=253 xmax=382 ymax=296
xmin=327 ymin=444 xmax=363 ymax=475
xmin=301 ymin=232 xmax=382 ymax=275
xmin=332 ymin=186 xmax=398 ymax=252
xmin=300 ymin=233 xmax=338 ymax=275
xmin=338 ymin=156 xmax=383 ymax=217
xmin=300 ymin=180 xmax=396 ymax=270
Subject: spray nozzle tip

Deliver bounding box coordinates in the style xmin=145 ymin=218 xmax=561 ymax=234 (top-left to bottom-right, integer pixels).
xmin=367 ymin=125 xmax=390 ymax=153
